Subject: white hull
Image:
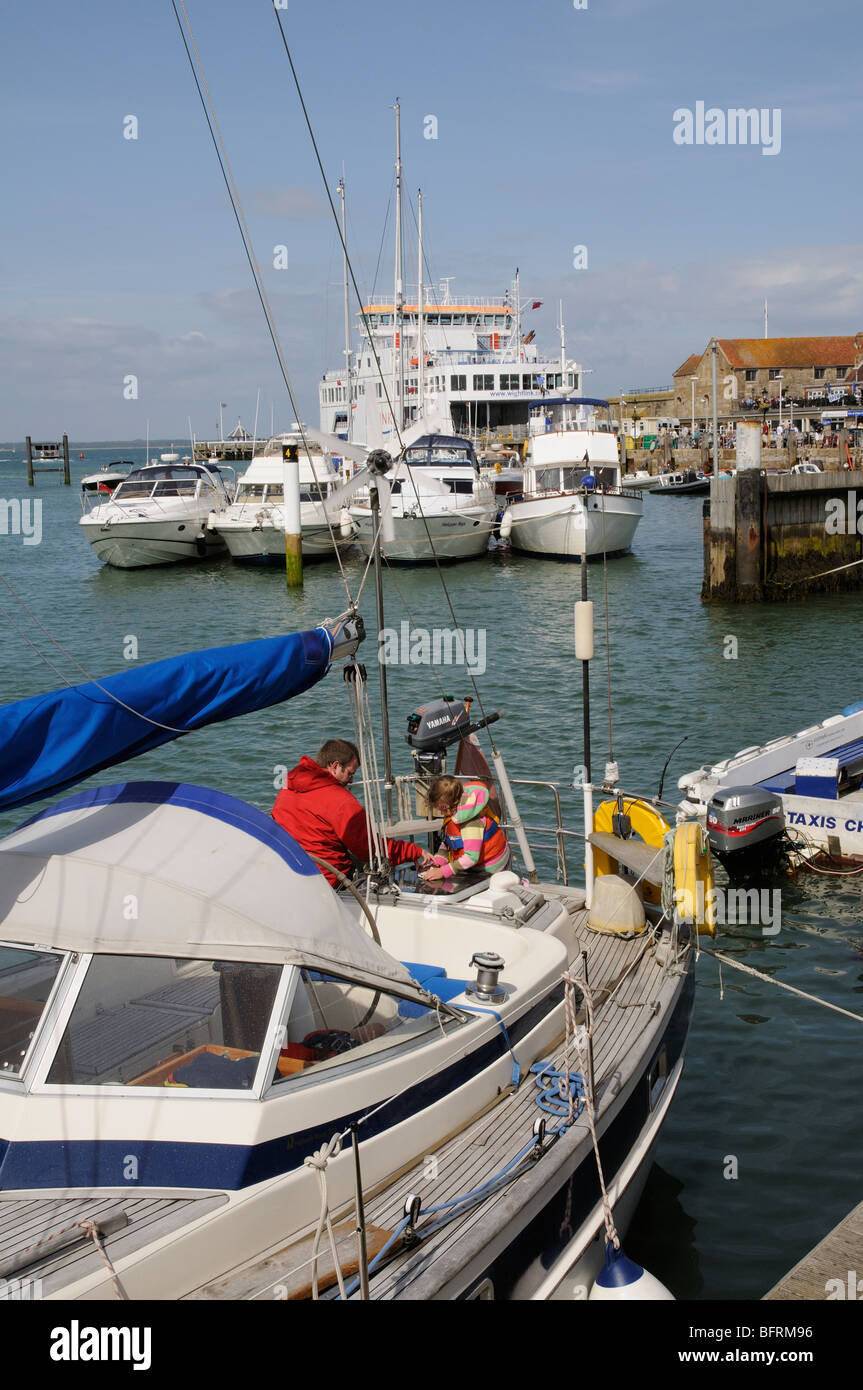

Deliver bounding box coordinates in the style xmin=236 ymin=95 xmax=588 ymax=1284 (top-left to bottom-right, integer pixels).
xmin=80 ymin=519 xmax=226 ymax=569
xmin=507 ymin=492 xmax=642 ymax=559
xmin=351 ymin=503 xmax=496 ymax=563
xmin=218 ymin=513 xmax=353 ymax=563
xmin=679 ymin=702 xmax=863 ymax=859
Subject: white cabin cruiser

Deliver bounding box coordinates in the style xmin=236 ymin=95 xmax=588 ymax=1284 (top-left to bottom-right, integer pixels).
xmin=0 ymin=616 xmax=705 ymax=1302
xmin=349 ymin=434 xmax=497 ymax=564
xmin=501 ymin=399 xmax=643 ymax=559
xmin=216 ymin=435 xmax=353 ymax=564
xmin=79 ymin=462 xmax=233 ymax=569
xmin=79 ymin=461 xmax=135 ymax=496
xmin=679 ymin=701 xmax=863 ymax=864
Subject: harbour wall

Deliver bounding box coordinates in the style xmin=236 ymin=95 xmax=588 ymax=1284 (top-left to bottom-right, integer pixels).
xmin=702 ymin=470 xmax=863 ymax=602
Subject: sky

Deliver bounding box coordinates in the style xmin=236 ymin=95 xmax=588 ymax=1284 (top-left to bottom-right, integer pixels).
xmin=1 ymin=0 xmax=861 ymax=440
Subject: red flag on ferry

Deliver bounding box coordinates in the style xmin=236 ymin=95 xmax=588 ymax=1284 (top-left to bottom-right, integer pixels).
xmin=220 ymin=402 xmax=227 ymax=408
xmin=530 ymin=301 xmax=543 ymax=310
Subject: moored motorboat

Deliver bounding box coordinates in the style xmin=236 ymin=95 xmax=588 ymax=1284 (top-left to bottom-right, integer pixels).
xmin=651 ymin=469 xmax=710 ymax=496
xmin=349 ymin=434 xmax=497 ymax=564
xmin=79 ymin=461 xmax=233 ymax=568
xmin=679 ymin=701 xmax=863 ymax=863
xmin=215 ymin=434 xmax=353 ymax=564
xmin=79 ymin=461 xmax=135 ymax=496
xmin=501 ymin=398 xmax=643 ymax=559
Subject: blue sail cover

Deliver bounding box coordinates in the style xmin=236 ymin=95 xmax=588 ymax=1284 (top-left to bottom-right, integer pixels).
xmin=0 ymin=628 xmax=333 ymax=812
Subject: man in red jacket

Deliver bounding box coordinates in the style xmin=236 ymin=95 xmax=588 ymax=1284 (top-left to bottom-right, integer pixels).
xmin=272 ymin=738 xmax=433 ymax=887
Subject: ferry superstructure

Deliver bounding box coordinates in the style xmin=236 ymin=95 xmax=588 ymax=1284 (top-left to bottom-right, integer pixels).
xmin=319 ymin=281 xmax=583 ymax=452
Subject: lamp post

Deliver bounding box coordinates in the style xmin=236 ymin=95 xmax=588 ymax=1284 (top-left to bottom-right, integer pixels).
xmin=777 ymin=373 xmax=784 ymax=432
xmin=690 ymin=375 xmax=697 ymax=432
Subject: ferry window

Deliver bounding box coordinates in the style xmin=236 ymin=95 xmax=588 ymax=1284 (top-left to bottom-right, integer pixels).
xmin=451 ymin=375 xmax=466 ymax=391
xmin=452 ymin=315 xmax=465 ymax=325
xmin=501 ymin=374 xmax=519 ymax=390
xmin=473 ymin=375 xmax=493 ymax=391
xmin=483 ymin=315 xmax=495 ymax=326
xmin=428 ymin=314 xmax=439 ymax=325
xmin=271 ymin=969 xmax=462 ymax=1086
xmin=522 ymin=375 xmax=533 ymax=390
xmin=0 ymin=948 xmax=64 ymax=1077
xmin=380 ymin=314 xmax=393 ymax=326
xmin=439 ymin=315 xmax=452 ymax=326
xmin=45 ymin=956 xmax=282 ymax=1089
xmin=377 ymin=384 xmax=383 ymax=397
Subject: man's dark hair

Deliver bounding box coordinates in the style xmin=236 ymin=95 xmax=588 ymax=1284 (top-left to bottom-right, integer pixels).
xmin=317 ymin=738 xmax=360 ymax=769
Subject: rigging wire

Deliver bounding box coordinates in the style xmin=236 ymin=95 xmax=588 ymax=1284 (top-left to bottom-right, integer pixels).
xmin=171 ymin=0 xmax=354 ymax=609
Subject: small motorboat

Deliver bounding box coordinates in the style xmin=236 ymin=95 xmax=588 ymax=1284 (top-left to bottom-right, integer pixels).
xmin=679 ymin=700 xmax=863 ymax=863
xmin=650 ymin=470 xmax=711 ymax=496
xmin=79 ymin=462 xmax=234 ymax=568
xmin=79 ymin=461 xmax=135 ymax=496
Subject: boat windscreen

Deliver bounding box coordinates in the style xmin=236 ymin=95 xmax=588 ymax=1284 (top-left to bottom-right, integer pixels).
xmin=0 ymin=947 xmax=64 ymax=1076
xmin=45 ymin=956 xmax=283 ymax=1088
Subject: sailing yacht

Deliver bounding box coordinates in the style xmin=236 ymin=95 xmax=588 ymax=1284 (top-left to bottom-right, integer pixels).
xmin=348 ymin=433 xmax=497 ymax=564
xmin=215 ymin=434 xmax=353 ymax=564
xmin=0 ymin=614 xmax=708 ymax=1302
xmin=501 ymin=398 xmax=644 ymax=559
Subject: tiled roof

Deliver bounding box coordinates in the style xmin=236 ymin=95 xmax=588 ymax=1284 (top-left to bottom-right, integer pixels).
xmin=674 ymin=337 xmax=860 ymax=374
xmin=673 ymin=353 xmax=702 ymax=377
xmin=718 ymin=337 xmax=857 ymax=369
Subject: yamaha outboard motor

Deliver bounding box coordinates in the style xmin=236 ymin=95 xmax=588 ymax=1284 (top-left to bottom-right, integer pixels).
xmin=405 ymin=697 xmax=501 ymax=775
xmin=706 ymin=785 xmax=785 ymax=876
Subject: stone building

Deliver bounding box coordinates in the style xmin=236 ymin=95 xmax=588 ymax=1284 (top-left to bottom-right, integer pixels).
xmin=672 ymin=334 xmax=863 ymax=425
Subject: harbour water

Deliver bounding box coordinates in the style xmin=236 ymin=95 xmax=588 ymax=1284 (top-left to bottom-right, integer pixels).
xmin=1 ymin=444 xmax=861 ymax=1300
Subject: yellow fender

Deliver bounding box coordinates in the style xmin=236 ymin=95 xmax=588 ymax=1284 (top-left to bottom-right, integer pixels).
xmin=593 ymin=798 xmax=669 ymax=906
xmin=673 ymin=821 xmax=716 ymax=936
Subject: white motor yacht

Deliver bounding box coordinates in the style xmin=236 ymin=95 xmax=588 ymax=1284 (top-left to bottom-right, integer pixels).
xmin=215 ymin=435 xmax=352 ymax=564
xmin=79 ymin=462 xmax=233 ymax=569
xmin=349 ymin=434 xmax=497 ymax=564
xmin=501 ymin=399 xmax=643 ymax=559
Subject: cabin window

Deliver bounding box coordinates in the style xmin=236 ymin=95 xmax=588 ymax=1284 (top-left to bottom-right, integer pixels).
xmin=237 ymin=484 xmax=266 ymax=500
xmin=45 ymin=956 xmax=282 ymax=1089
xmin=0 ymin=947 xmax=64 ymax=1077
xmin=270 ymin=968 xmax=462 ymax=1086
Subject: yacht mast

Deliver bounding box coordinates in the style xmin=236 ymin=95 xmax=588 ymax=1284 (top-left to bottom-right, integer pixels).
xmin=393 ymin=101 xmax=406 ymax=437
xmin=417 ymin=188 xmax=425 ymax=420
xmin=338 ymin=176 xmax=353 ymax=442
xmin=559 ymin=299 xmax=566 ymax=379
xmin=515 ymin=268 xmax=522 ymax=363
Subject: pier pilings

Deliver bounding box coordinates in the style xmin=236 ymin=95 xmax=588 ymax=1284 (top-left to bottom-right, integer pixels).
xmin=703 ymin=470 xmax=863 ymax=602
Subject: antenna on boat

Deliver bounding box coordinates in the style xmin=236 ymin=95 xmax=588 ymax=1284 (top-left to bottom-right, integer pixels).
xmin=658 ymin=736 xmax=688 ymax=802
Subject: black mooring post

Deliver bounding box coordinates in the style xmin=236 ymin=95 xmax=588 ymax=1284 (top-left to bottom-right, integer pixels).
xmin=62 ymin=434 xmax=70 ymax=485
xmin=26 ymin=437 xmax=33 ymax=487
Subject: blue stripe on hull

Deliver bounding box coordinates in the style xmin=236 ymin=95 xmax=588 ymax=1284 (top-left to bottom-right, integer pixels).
xmin=0 ymin=987 xmax=562 ymax=1192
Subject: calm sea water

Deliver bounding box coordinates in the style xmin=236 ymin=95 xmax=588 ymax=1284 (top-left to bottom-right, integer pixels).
xmin=1 ymin=444 xmax=861 ymax=1300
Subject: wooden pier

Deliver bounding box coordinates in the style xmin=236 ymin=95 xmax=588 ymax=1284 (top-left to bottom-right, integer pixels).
xmin=764 ymin=1199 xmax=863 ymax=1300
xmin=25 ymin=435 xmax=70 ymax=486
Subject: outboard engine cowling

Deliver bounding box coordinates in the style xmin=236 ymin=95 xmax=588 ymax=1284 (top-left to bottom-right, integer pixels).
xmin=706 ymin=785 xmax=785 ymax=874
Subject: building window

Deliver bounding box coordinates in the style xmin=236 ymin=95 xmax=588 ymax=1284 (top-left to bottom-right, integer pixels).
xmin=745 ymin=369 xmax=757 ymax=382
xmin=814 ymin=367 xmax=826 ymax=380
xmin=769 ymin=369 xmax=781 ymax=381
xmin=836 ymin=366 xmax=851 ymax=375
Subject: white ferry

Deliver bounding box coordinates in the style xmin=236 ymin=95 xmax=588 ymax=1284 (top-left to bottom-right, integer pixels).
xmin=319 ymin=279 xmax=583 ymax=452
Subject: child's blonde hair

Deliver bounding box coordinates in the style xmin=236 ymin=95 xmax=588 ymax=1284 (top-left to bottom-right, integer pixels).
xmin=428 ymin=775 xmax=463 ymax=814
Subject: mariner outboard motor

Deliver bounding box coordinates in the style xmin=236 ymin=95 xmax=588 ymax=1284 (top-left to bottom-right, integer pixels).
xmin=706 ymin=785 xmax=785 ymax=877
xmin=405 ymin=697 xmax=500 ymax=776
